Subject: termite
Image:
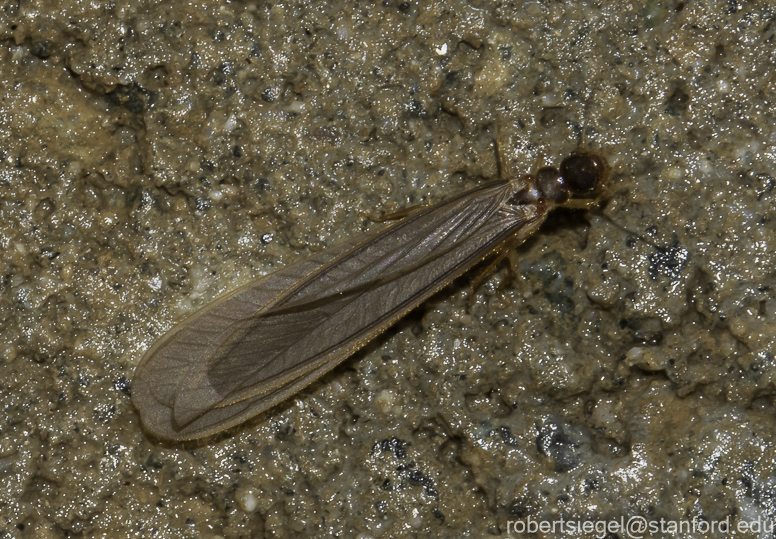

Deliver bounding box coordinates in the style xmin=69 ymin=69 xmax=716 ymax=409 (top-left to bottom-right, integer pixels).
xmin=132 ymin=150 xmax=609 ymax=441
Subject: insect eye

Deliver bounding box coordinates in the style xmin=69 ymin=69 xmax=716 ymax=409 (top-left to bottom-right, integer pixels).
xmin=559 ymin=152 xmax=607 ymax=196
xmin=535 ymin=166 xmax=569 ymax=204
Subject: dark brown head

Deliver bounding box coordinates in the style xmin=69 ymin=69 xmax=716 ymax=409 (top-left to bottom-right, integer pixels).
xmin=560 ymin=152 xmax=608 ymax=197
xmin=535 ymin=151 xmax=609 ymax=204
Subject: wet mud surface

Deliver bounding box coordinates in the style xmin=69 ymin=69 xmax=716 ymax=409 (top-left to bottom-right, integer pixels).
xmin=0 ymin=0 xmax=775 ymax=537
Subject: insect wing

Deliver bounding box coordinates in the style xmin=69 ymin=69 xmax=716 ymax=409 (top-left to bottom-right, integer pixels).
xmin=131 ymin=235 xmax=363 ymax=439
xmin=133 ymin=179 xmax=537 ymax=440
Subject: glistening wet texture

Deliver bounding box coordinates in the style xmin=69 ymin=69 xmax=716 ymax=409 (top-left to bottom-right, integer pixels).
xmin=0 ymin=0 xmax=775 ymax=537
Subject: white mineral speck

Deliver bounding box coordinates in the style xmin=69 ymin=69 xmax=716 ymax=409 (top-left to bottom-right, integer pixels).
xmin=224 ymin=115 xmax=238 ymax=132
xmin=541 ymin=93 xmax=560 ymax=106
xmin=665 ymin=167 xmax=683 ymax=181
xmin=236 ymin=487 xmax=258 ymax=512
xmin=149 ymin=276 xmax=162 ymax=291
xmin=375 ymin=389 xmax=396 ymax=413
xmin=626 ymin=347 xmax=643 ymax=362
xmin=288 ymin=100 xmax=305 ymax=113
xmin=410 ymin=507 xmax=422 ymax=527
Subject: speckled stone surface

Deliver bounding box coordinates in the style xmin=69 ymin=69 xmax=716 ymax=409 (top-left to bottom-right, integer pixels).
xmin=0 ymin=0 xmax=775 ymax=537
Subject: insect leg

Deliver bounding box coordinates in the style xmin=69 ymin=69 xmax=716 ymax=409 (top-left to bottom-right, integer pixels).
xmin=466 ymin=239 xmax=521 ymax=309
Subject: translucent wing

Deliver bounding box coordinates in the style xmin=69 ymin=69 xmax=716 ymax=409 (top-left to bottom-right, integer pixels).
xmin=132 ymin=179 xmax=540 ymax=440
